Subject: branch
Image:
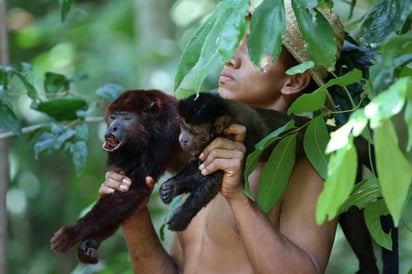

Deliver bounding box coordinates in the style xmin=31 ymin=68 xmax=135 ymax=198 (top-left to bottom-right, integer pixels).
xmin=0 ymin=116 xmax=104 ymax=140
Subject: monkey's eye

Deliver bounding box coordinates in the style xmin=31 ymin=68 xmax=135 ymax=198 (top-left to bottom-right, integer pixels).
xmin=109 ymin=114 xmax=117 ymax=120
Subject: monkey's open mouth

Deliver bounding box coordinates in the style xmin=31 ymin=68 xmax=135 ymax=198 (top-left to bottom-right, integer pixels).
xmin=102 ymin=135 xmax=121 ymax=152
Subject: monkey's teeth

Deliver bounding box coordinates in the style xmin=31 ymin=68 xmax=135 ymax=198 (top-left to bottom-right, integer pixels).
xmin=102 ymin=136 xmax=121 ymax=152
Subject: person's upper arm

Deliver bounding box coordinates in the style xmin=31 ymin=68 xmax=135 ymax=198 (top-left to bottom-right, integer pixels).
xmin=279 ymin=157 xmax=338 ymax=272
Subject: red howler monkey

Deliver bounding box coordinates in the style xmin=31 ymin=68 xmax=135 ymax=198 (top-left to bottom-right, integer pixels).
xmin=50 ymin=89 xmax=188 ymax=264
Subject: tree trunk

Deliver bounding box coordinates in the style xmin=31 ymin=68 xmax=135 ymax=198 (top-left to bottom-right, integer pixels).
xmin=0 ymin=0 xmax=9 ymax=272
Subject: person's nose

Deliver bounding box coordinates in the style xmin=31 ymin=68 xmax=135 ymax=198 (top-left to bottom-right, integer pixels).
xmin=225 ymin=39 xmax=247 ymax=69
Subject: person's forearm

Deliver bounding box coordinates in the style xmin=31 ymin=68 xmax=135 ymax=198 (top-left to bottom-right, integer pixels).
xmin=228 ymin=194 xmax=320 ymax=274
xmin=121 ymin=208 xmax=179 ymax=274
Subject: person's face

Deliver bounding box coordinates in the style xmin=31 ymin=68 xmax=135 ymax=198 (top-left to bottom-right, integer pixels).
xmin=218 ymin=32 xmax=292 ymax=109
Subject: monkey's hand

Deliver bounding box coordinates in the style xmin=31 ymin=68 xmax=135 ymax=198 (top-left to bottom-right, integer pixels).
xmin=50 ymin=226 xmax=80 ymax=253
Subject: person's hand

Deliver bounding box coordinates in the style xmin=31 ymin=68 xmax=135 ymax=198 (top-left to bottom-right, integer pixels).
xmin=99 ymin=170 xmax=155 ymax=211
xmin=198 ymin=124 xmax=247 ymax=200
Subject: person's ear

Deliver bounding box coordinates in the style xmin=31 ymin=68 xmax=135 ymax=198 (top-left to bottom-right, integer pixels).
xmin=280 ymin=71 xmax=311 ymax=96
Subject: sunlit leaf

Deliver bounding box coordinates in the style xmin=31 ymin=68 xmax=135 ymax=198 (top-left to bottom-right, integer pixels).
xmin=405 ymin=90 xmax=412 ymax=151
xmin=316 ymin=137 xmax=357 ymax=224
xmin=248 ymin=0 xmax=285 ymax=66
xmin=375 ymin=119 xmax=412 ymax=225
xmin=365 ymin=77 xmax=409 ymax=128
xmin=0 ymin=104 xmax=23 ymax=137
xmin=364 ymin=200 xmax=392 ymax=250
xmin=304 ymin=116 xmax=330 ymax=179
xmin=257 ymin=133 xmax=296 ymax=212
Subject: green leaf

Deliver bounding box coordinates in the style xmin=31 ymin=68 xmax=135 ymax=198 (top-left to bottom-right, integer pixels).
xmin=32 ymin=98 xmax=88 ymax=121
xmin=11 ymin=71 xmax=38 ymax=102
xmin=257 ymin=133 xmax=296 ymax=212
xmin=406 ymin=92 xmax=412 ymax=151
xmin=248 ymin=0 xmax=285 ymax=66
xmin=292 ymin=0 xmax=336 ymax=69
xmin=326 ymin=109 xmax=368 ymax=153
xmin=174 ymin=0 xmax=248 ymax=92
xmin=0 ymin=104 xmax=23 ymax=137
xmin=304 ymin=116 xmax=330 ymax=179
xmin=375 ymin=119 xmax=412 ymax=225
xmin=288 ymin=69 xmax=362 ymax=114
xmin=339 ymin=178 xmax=381 ymax=213
xmin=96 ymin=83 xmax=125 ymax=102
xmin=287 ymin=87 xmax=326 ymax=115
xmin=365 ymin=77 xmax=410 ymax=128
xmin=360 ymin=0 xmax=407 ymax=44
xmin=44 ymin=72 xmax=70 ymax=96
xmin=66 ymin=140 xmax=88 ymax=176
xmin=244 ymin=120 xmax=295 ymax=199
xmin=34 ymin=124 xmax=76 ymax=157
xmin=364 ymin=200 xmax=392 ymax=250
xmin=316 ymin=137 xmax=357 ymax=224
xmin=59 ymin=0 xmax=73 ymax=23
xmin=286 ymin=61 xmax=315 ymax=75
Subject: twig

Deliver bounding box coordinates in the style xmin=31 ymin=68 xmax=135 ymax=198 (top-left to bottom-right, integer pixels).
xmin=0 ymin=116 xmax=104 ymax=140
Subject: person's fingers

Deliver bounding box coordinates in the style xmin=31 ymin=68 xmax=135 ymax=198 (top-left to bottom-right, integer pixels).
xmin=199 ymin=137 xmax=246 ymax=161
xmin=99 ymin=171 xmax=132 ymax=197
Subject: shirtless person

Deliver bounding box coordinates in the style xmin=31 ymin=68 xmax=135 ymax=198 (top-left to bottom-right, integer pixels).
xmin=100 ymin=3 xmax=345 ymax=273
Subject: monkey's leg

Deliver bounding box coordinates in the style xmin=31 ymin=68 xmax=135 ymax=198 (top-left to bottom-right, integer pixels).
xmin=50 ymin=187 xmax=148 ymax=255
xmin=167 ymin=171 xmax=223 ymax=231
xmin=381 ymin=214 xmax=399 ymax=274
xmin=160 ymin=160 xmax=203 ymax=203
xmin=339 ymin=207 xmax=379 ymax=274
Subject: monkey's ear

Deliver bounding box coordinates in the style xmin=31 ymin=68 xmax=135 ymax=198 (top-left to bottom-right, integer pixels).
xmin=144 ymin=98 xmax=160 ymax=114
xmin=214 ymin=115 xmax=232 ymax=135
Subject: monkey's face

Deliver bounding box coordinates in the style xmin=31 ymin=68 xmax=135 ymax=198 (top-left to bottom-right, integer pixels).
xmin=103 ymin=111 xmax=138 ymax=152
xmin=178 ymin=118 xmax=214 ymax=155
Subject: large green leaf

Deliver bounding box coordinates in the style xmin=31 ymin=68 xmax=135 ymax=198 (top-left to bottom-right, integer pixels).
xmin=406 ymin=91 xmax=412 ymax=151
xmin=316 ymin=137 xmax=357 ymax=224
xmin=0 ymin=104 xmax=23 ymax=137
xmin=364 ymin=200 xmax=393 ymax=250
xmin=375 ymin=119 xmax=412 ymax=225
xmin=174 ymin=0 xmax=248 ymax=93
xmin=360 ymin=0 xmax=407 ymax=44
xmin=244 ymin=120 xmax=295 ymax=199
xmin=365 ymin=77 xmax=410 ymax=128
xmin=257 ymin=133 xmax=297 ymax=212
xmin=303 ymin=116 xmax=330 ymax=179
xmin=32 ymin=98 xmax=88 ymax=121
xmin=248 ymin=0 xmax=285 ymax=66
xmin=292 ymin=0 xmax=336 ymax=69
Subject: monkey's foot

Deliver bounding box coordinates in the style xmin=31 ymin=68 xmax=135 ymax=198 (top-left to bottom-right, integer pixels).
xmin=167 ymin=208 xmax=193 ymax=231
xmin=159 ymin=180 xmax=178 ymax=204
xmin=50 ymin=226 xmax=79 ymax=253
xmin=77 ymin=239 xmax=99 ymax=264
